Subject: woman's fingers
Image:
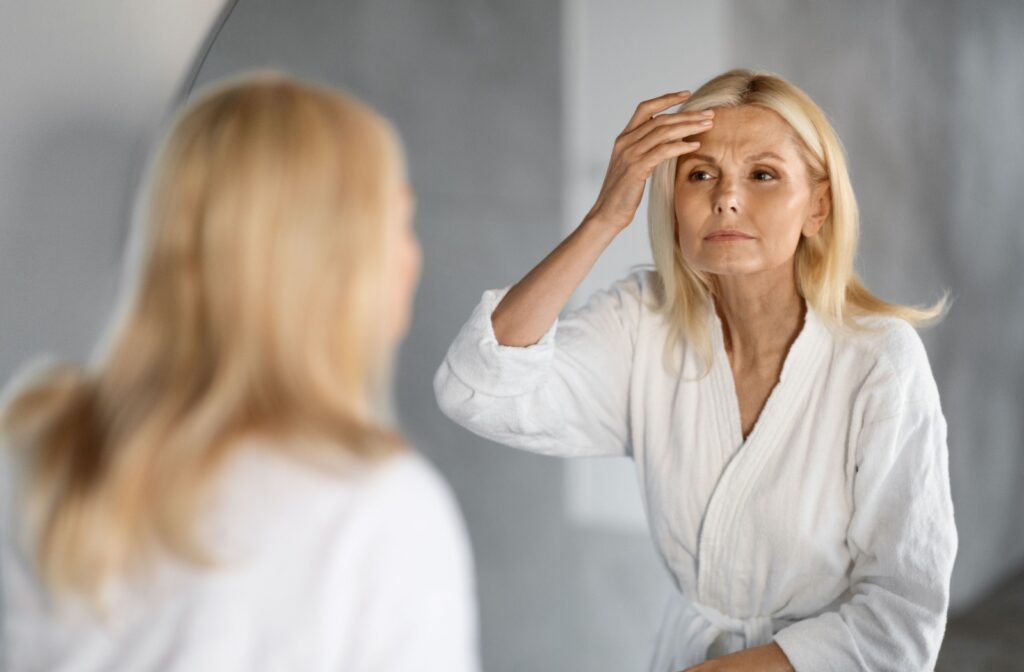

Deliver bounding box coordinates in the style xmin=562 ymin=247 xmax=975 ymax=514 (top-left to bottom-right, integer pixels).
xmin=621 ymin=108 xmax=714 ymax=147
xmin=630 ymin=116 xmax=713 ymax=157
xmin=622 ymin=90 xmax=691 ymax=134
xmin=638 ymin=135 xmax=703 ymax=174
xmin=586 ymin=91 xmax=706 ymax=230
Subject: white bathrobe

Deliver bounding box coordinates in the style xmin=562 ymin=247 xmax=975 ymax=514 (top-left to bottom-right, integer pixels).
xmin=1 ymin=439 xmax=480 ymax=672
xmin=433 ymin=268 xmax=957 ymax=672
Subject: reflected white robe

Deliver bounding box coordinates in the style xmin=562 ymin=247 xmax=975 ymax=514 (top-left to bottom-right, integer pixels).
xmin=433 ymin=268 xmax=957 ymax=671
xmin=1 ymin=441 xmax=480 ymax=672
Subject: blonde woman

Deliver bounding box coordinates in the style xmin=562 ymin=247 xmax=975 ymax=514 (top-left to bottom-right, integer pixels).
xmin=0 ymin=71 xmax=479 ymax=671
xmin=435 ymin=68 xmax=956 ymax=671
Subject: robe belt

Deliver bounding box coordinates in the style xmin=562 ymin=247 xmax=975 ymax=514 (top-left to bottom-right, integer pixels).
xmin=689 ymin=598 xmax=776 ymax=649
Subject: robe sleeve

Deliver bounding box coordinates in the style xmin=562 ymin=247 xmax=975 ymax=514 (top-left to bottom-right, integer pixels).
xmin=432 ymin=270 xmax=644 ymax=458
xmin=772 ymin=392 xmax=958 ymax=671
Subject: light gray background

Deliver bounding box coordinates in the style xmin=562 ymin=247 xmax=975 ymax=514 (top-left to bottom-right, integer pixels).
xmin=2 ymin=1 xmax=1022 ymax=670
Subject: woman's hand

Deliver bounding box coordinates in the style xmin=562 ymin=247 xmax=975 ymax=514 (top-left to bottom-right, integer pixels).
xmin=680 ymin=642 xmax=795 ymax=672
xmin=491 ymin=90 xmax=713 ymax=347
xmin=586 ymin=90 xmax=715 ymax=232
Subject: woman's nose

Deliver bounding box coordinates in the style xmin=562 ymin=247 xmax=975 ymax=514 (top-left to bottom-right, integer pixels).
xmin=716 ymin=172 xmax=741 ymax=214
xmin=713 ymin=184 xmax=740 ymax=214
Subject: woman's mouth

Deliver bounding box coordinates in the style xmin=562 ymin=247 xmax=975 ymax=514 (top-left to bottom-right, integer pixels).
xmin=704 ymin=231 xmax=754 ymax=242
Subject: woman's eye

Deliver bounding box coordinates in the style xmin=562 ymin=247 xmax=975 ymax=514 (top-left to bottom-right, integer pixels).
xmin=753 ymin=170 xmax=775 ymax=181
xmin=688 ymin=170 xmax=712 ymax=181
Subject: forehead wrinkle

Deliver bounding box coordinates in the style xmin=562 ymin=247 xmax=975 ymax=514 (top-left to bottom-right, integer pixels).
xmin=682 ymin=106 xmax=799 ymax=163
xmin=674 ymin=106 xmax=811 ymax=182
xmin=680 ymin=150 xmax=788 ymax=165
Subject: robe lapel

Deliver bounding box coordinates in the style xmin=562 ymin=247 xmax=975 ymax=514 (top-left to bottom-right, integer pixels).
xmin=696 ymin=301 xmax=831 ymax=609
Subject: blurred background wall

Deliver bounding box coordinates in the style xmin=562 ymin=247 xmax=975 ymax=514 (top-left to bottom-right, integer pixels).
xmin=0 ymin=0 xmax=225 ymax=377
xmin=2 ymin=1 xmax=1021 ymax=670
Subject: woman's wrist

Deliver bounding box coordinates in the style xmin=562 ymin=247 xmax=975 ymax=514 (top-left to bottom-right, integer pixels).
xmin=683 ymin=642 xmax=795 ymax=671
xmin=579 ymin=211 xmax=625 ymax=242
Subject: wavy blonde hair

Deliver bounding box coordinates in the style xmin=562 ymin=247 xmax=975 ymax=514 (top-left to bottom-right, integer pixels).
xmin=0 ymin=70 xmax=408 ymax=601
xmin=646 ymin=67 xmax=950 ymax=374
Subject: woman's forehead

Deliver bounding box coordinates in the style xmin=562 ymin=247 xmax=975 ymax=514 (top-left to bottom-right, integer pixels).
xmin=685 ymin=106 xmax=801 ymax=163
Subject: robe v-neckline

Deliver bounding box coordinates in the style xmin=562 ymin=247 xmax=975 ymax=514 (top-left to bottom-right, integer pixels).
xmin=707 ymin=298 xmax=827 ymax=454
xmin=694 ymin=297 xmax=832 ymax=611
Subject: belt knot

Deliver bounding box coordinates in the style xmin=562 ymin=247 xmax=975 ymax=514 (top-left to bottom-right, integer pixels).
xmin=689 ymin=598 xmax=775 ymax=648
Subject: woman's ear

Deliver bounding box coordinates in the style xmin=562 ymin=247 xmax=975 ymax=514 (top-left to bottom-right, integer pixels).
xmin=803 ymin=181 xmax=831 ymax=237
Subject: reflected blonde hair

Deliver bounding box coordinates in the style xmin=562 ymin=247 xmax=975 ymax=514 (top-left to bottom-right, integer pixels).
xmin=0 ymin=70 xmax=408 ymax=601
xmin=646 ymin=67 xmax=950 ymax=374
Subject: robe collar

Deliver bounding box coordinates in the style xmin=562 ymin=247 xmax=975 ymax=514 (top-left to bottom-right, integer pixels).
xmin=705 ymin=296 xmax=831 ymax=450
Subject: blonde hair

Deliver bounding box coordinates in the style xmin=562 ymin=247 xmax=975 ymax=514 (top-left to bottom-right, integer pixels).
xmin=0 ymin=70 xmax=409 ymax=601
xmin=646 ymin=67 xmax=950 ymax=374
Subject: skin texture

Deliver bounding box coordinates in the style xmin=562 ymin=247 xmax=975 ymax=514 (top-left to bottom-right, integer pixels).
xmin=680 ymin=641 xmax=796 ymax=672
xmin=491 ymin=92 xmax=831 ymax=670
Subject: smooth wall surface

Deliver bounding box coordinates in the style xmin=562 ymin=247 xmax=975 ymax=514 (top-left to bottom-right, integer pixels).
xmin=0 ymin=0 xmax=226 ymax=381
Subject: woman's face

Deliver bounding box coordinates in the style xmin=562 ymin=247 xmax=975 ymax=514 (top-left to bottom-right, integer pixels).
xmin=673 ymin=104 xmax=830 ymax=280
xmin=384 ymin=181 xmax=422 ymax=347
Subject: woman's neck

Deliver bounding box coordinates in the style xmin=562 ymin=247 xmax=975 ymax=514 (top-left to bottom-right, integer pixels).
xmin=711 ymin=266 xmax=806 ymax=370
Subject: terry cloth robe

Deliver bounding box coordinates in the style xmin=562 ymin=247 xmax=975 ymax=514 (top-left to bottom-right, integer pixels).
xmin=433 ymin=268 xmax=957 ymax=672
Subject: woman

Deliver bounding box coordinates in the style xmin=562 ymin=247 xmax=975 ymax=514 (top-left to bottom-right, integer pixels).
xmin=434 ymin=68 xmax=956 ymax=671
xmin=0 ymin=71 xmax=479 ymax=671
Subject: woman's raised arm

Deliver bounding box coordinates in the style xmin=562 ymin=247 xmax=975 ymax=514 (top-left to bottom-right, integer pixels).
xmin=491 ymin=90 xmax=715 ymax=346
xmin=434 ymin=91 xmax=715 ymax=459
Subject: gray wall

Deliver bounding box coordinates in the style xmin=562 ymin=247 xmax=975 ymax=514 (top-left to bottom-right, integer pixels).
xmin=0 ymin=0 xmax=225 ymax=380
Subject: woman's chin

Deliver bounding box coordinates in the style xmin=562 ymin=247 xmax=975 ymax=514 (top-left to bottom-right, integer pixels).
xmin=691 ymin=257 xmax=766 ymax=278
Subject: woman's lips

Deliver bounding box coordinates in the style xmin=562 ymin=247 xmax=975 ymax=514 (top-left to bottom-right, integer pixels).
xmin=704 ymin=231 xmax=754 ymax=241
